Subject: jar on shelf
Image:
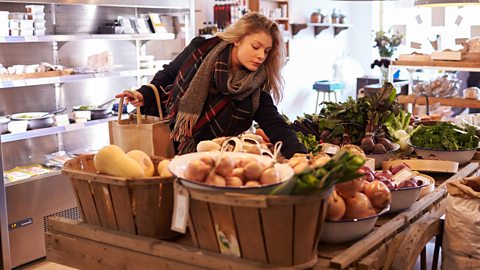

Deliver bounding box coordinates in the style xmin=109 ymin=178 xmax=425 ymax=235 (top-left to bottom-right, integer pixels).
xmin=331 ymin=8 xmax=339 ymax=24
xmin=310 ymin=9 xmax=321 ymax=23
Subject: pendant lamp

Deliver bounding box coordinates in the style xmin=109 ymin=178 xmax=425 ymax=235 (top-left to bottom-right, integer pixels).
xmin=415 ymin=0 xmax=480 ymax=7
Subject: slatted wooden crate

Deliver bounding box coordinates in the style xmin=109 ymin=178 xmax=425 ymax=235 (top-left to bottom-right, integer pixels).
xmin=181 ymin=182 xmax=332 ymax=268
xmin=62 ymin=154 xmax=177 ymax=240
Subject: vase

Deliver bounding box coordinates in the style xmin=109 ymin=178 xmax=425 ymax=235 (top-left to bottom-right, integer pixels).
xmin=378 ymin=57 xmax=391 ymax=86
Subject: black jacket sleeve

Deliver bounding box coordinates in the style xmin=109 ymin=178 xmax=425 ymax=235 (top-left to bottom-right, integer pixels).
xmin=254 ymin=91 xmax=307 ymax=158
xmin=137 ymin=36 xmax=207 ymax=117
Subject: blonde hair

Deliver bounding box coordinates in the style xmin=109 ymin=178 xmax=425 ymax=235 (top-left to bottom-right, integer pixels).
xmin=216 ymin=12 xmax=285 ymax=103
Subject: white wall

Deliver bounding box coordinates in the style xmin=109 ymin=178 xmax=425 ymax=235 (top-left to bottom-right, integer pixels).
xmin=193 ymin=0 xmax=376 ymax=119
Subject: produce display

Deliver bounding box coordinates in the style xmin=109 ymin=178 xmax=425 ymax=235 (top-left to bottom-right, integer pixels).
xmin=410 ymin=122 xmax=479 ymax=150
xmin=93 ymin=145 xmax=168 ymax=178
xmin=291 ymin=83 xmax=404 ymax=155
xmin=182 ymin=152 xmax=283 ymax=187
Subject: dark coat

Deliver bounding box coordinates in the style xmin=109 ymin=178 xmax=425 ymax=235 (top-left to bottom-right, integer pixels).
xmin=137 ymin=37 xmax=307 ymax=158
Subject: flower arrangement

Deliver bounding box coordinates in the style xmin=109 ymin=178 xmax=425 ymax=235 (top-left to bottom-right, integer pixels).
xmin=374 ymin=30 xmax=403 ymax=58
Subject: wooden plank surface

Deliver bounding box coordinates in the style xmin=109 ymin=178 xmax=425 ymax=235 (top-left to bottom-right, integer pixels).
xmin=73 ymin=179 xmax=101 ymax=226
xmin=132 ymin=185 xmax=160 ymax=238
xmin=189 ymin=200 xmax=219 ymax=253
xmin=47 ymin=217 xmax=303 ymax=270
xmin=46 ymin=232 xmax=203 ymax=270
xmin=0 ymin=69 xmax=74 ymax=80
xmin=393 ymin=60 xmax=480 ymax=68
xmin=233 ymin=207 xmax=268 ymax=262
xmin=209 ymin=203 xmax=240 ymax=257
xmin=397 ymin=95 xmax=480 ymax=109
xmin=157 ymin=182 xmax=175 ymax=238
xmin=109 ymin=185 xmax=136 ymax=234
xmin=294 ymin=200 xmax=321 ymax=265
xmin=90 ymin=182 xmax=118 ymax=230
xmin=261 ymin=205 xmax=294 ymax=266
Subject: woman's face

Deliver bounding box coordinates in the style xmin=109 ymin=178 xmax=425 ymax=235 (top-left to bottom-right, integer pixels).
xmin=232 ymin=31 xmax=272 ymax=72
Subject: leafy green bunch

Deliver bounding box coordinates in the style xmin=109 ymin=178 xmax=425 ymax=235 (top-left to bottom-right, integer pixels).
xmin=271 ymin=149 xmax=365 ymax=195
xmin=410 ymin=122 xmax=479 ymax=150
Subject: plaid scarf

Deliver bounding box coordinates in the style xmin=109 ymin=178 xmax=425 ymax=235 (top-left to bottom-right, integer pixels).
xmin=165 ymin=37 xmax=267 ymax=153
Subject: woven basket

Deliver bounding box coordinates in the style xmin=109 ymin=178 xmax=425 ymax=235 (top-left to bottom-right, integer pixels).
xmin=62 ymin=154 xmax=176 ymax=239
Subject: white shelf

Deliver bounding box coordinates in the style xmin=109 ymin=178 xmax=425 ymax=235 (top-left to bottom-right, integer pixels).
xmin=1 ymin=116 xmax=116 ymax=143
xmin=0 ymin=33 xmax=175 ymax=43
xmin=0 ymin=68 xmax=159 ymax=89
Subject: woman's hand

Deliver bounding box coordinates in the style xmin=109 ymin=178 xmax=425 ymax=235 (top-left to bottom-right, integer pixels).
xmin=115 ymin=91 xmax=145 ymax=107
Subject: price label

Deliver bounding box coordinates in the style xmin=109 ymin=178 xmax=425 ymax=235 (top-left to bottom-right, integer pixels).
xmin=321 ymin=143 xmax=340 ymax=155
xmin=24 ymin=36 xmax=39 ymax=42
xmin=171 ymin=184 xmax=189 ymax=233
xmin=392 ymin=167 xmax=414 ymax=186
xmin=73 ymin=110 xmax=91 ymax=120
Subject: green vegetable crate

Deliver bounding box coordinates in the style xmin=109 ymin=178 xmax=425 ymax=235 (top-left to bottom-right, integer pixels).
xmin=179 ymin=181 xmax=332 ymax=268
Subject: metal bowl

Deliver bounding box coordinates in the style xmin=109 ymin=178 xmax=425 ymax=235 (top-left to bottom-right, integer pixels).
xmin=168 ymin=151 xmax=294 ymax=194
xmin=411 ymin=145 xmax=476 ymax=165
xmin=366 ymin=143 xmax=400 ymax=169
xmin=319 ymin=206 xmax=390 ymax=244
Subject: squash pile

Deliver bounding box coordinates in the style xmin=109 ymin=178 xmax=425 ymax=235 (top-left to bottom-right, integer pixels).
xmin=93 ymin=145 xmax=171 ymax=178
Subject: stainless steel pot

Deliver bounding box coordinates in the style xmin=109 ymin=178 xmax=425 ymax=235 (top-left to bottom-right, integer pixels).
xmin=10 ymin=108 xmax=66 ymax=130
xmin=72 ymin=105 xmax=111 ymax=120
xmin=0 ymin=116 xmax=10 ymax=134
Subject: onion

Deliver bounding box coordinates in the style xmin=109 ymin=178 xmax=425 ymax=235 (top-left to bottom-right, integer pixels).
xmin=326 ymin=190 xmax=346 ymax=221
xmin=335 ymin=178 xmax=364 ymax=198
xmin=363 ymin=180 xmax=391 ymax=210
xmin=343 ymin=192 xmax=377 ymax=219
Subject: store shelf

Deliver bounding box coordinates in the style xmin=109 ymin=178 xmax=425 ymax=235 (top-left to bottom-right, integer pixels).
xmin=0 ymin=33 xmax=175 ymax=43
xmin=391 ymin=61 xmax=480 ymax=72
xmin=4 ymin=170 xmax=61 ymax=188
xmin=290 ymin=23 xmax=352 ymax=37
xmin=0 ymin=68 xmax=160 ymax=89
xmin=1 ymin=0 xmax=190 ymax=9
xmin=397 ymin=95 xmax=480 ymax=109
xmin=1 ymin=116 xmax=116 ymax=143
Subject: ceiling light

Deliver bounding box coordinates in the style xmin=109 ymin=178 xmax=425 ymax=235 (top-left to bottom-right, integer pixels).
xmin=415 ymin=0 xmax=480 ymax=7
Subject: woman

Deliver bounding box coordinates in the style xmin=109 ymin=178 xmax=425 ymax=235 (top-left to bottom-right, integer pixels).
xmin=116 ymin=12 xmax=306 ymax=158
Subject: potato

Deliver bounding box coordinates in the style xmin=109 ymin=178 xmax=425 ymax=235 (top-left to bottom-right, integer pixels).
xmin=205 ymin=173 xmax=226 ymax=187
xmin=260 ymin=167 xmax=280 ymax=185
xmin=200 ymin=155 xmax=215 ymax=168
xmin=215 ymin=153 xmax=235 ymax=177
xmin=236 ymin=156 xmax=257 ymax=168
xmin=226 ymin=176 xmax=243 ymax=187
xmin=230 ymin=167 xmax=246 ymax=181
xmin=184 ymin=160 xmax=210 ymax=182
xmin=244 ymin=180 xmax=261 ymax=187
xmin=244 ymin=161 xmax=264 ymax=180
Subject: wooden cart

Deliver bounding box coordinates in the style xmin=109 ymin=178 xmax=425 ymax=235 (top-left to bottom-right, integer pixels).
xmin=45 ymin=163 xmax=479 ymax=270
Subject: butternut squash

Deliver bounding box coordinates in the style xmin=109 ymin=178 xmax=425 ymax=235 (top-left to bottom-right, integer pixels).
xmin=127 ymin=150 xmax=154 ymax=177
xmin=157 ymin=159 xmax=173 ymax=177
xmin=94 ymin=145 xmax=145 ymax=178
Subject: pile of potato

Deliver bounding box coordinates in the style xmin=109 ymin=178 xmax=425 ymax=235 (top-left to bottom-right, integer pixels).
xmin=184 ymin=153 xmax=282 ymax=187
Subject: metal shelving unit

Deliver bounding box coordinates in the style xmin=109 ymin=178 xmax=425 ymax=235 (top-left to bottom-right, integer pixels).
xmin=0 ymin=68 xmax=162 ymax=88
xmin=0 ymin=1 xmax=194 ymax=269
xmin=0 ymin=33 xmax=176 ymax=43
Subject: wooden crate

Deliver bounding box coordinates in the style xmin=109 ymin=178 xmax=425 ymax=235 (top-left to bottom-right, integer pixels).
xmin=182 ymin=182 xmax=332 ymax=268
xmin=62 ymin=154 xmax=177 ymax=240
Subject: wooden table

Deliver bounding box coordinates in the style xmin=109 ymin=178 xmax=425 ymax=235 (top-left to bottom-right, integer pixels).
xmin=45 ymin=163 xmax=479 ymax=270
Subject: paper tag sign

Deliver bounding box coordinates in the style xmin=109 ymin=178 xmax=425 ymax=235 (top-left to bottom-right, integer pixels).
xmin=171 ymin=184 xmax=189 ymax=233
xmin=392 ymin=167 xmax=414 ymax=186
xmin=322 ymin=143 xmax=340 ymax=155
xmin=73 ymin=110 xmax=91 ymax=121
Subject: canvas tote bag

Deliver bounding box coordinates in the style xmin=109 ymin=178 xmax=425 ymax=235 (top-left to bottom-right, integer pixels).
xmin=109 ymin=84 xmax=175 ymax=158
